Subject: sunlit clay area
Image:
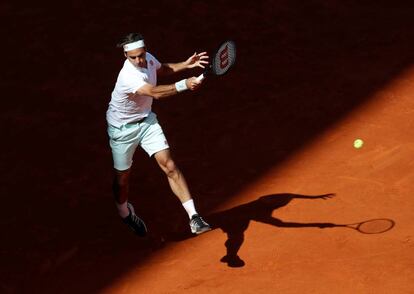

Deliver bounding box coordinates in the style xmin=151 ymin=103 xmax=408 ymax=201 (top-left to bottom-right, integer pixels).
xmin=2 ymin=1 xmax=414 ymax=294
xmin=101 ymin=65 xmax=414 ymax=294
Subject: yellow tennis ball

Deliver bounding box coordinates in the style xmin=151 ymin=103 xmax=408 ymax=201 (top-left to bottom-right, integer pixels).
xmin=353 ymin=139 xmax=364 ymax=149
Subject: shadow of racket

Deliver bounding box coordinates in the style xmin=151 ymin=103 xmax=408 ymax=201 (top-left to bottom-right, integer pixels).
xmin=336 ymin=218 xmax=395 ymax=234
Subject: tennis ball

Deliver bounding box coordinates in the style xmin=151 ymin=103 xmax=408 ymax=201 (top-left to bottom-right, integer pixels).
xmin=353 ymin=139 xmax=364 ymax=149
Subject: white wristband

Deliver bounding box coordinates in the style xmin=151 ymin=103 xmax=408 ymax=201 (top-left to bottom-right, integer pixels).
xmin=175 ymin=79 xmax=188 ymax=92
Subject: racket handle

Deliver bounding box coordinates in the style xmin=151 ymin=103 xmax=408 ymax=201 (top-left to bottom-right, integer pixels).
xmin=196 ymin=73 xmax=205 ymax=82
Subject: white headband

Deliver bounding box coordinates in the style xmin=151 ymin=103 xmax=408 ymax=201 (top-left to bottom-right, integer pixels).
xmin=123 ymin=40 xmax=145 ymax=51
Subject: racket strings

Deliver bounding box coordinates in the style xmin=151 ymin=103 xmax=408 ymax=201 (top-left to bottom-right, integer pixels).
xmin=357 ymin=219 xmax=395 ymax=234
xmin=212 ymin=41 xmax=236 ymax=76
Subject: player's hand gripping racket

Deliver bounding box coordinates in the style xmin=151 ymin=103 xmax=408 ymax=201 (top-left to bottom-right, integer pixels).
xmin=196 ymin=40 xmax=236 ymax=82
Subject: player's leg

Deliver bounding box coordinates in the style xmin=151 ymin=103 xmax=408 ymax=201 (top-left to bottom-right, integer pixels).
xmin=108 ymin=123 xmax=147 ymax=236
xmin=112 ymin=168 xmax=131 ymax=217
xmin=153 ymin=149 xmax=211 ymax=234
xmin=153 ymin=149 xmax=191 ymax=203
xmin=139 ymin=112 xmax=211 ymax=234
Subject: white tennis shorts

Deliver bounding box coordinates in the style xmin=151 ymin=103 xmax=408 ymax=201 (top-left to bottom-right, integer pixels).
xmin=107 ymin=112 xmax=169 ymax=171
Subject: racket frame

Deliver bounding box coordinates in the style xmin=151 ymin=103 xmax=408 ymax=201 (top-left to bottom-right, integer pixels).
xmin=196 ymin=40 xmax=236 ymax=82
xmin=345 ymin=218 xmax=395 ymax=234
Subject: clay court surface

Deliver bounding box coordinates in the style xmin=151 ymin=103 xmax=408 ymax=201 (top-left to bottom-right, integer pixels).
xmin=2 ymin=1 xmax=414 ymax=293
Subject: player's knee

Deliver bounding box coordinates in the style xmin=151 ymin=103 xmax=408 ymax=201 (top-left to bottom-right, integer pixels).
xmin=163 ymin=159 xmax=178 ymax=177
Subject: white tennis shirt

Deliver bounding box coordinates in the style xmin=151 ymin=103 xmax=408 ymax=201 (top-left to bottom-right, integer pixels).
xmin=106 ymin=52 xmax=161 ymax=128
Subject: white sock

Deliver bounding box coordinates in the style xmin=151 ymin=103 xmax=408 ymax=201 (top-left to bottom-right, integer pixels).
xmin=116 ymin=201 xmax=130 ymax=218
xmin=182 ymin=199 xmax=198 ymax=219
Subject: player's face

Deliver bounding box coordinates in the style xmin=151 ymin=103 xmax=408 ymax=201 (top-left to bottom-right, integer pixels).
xmin=125 ymin=48 xmax=147 ymax=68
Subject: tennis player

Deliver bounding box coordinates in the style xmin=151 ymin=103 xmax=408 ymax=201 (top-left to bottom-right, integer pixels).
xmin=106 ymin=33 xmax=211 ymax=236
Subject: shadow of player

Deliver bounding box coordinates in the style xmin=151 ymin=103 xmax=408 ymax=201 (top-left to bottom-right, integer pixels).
xmin=207 ymin=193 xmax=336 ymax=267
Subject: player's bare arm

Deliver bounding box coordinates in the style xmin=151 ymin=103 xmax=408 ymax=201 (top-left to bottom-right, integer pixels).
xmin=134 ymin=77 xmax=201 ymax=99
xmin=157 ymin=52 xmax=209 ymax=76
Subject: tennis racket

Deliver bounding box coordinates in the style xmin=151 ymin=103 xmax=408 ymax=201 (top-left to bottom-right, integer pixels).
xmin=196 ymin=40 xmax=236 ymax=82
xmin=338 ymin=218 xmax=395 ymax=234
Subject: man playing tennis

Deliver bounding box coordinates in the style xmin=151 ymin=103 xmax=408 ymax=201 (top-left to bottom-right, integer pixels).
xmin=106 ymin=32 xmax=211 ymax=236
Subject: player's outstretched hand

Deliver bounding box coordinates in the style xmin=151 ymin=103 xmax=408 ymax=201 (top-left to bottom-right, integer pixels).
xmin=185 ymin=77 xmax=202 ymax=91
xmin=320 ymin=193 xmax=335 ymax=200
xmin=185 ymin=52 xmax=209 ymax=69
